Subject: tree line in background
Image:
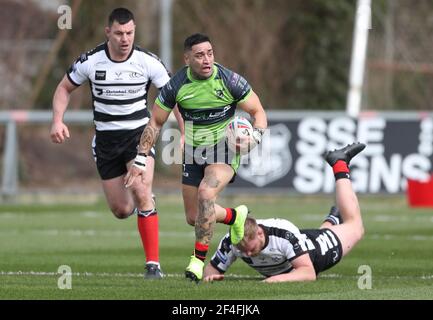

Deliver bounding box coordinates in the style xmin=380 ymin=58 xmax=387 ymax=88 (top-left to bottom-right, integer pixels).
xmin=44 ymin=0 xmax=357 ymax=110
xmin=1 ymin=0 xmax=433 ymax=111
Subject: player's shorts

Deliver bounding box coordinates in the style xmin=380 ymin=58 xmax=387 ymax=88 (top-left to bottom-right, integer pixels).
xmin=182 ymin=139 xmax=241 ymax=187
xmin=300 ymin=228 xmax=343 ymax=275
xmin=92 ymin=125 xmax=155 ymax=180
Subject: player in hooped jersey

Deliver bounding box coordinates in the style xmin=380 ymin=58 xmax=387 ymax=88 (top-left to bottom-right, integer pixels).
xmin=50 ymin=8 xmax=182 ymax=279
xmin=124 ymin=33 xmax=268 ymax=282
xmin=204 ymin=143 xmax=366 ymax=283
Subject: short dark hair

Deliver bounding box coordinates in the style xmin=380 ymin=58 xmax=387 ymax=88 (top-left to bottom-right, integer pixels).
xmin=184 ymin=33 xmax=211 ymax=51
xmin=108 ymin=8 xmax=134 ymax=26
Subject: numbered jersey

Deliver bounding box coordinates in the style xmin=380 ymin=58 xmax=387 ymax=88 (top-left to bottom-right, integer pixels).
xmin=67 ymin=42 xmax=170 ymax=131
xmin=210 ymin=219 xmax=342 ymax=277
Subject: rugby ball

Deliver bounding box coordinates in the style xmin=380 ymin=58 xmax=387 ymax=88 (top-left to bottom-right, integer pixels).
xmin=226 ymin=116 xmax=253 ymax=155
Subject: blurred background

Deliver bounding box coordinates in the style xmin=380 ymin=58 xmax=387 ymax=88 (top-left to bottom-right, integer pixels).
xmin=0 ymin=0 xmax=432 ymax=201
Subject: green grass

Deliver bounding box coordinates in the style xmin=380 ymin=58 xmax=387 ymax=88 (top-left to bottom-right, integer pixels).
xmin=0 ymin=194 xmax=432 ymax=300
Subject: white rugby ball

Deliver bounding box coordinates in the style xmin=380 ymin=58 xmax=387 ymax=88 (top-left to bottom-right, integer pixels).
xmin=226 ymin=116 xmax=253 ymax=155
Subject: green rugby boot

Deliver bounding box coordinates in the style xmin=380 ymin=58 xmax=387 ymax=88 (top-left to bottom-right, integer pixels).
xmin=230 ymin=205 xmax=249 ymax=245
xmin=185 ymin=255 xmax=204 ymax=283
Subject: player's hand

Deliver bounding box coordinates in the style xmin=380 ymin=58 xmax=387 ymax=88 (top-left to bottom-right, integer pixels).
xmin=244 ymin=128 xmax=264 ymax=153
xmin=203 ymin=274 xmax=224 ymax=282
xmin=124 ymin=165 xmax=145 ymax=188
xmin=235 ymin=135 xmax=254 ymax=155
xmin=124 ymin=153 xmax=148 ymax=188
xmin=50 ymin=122 xmax=70 ymax=144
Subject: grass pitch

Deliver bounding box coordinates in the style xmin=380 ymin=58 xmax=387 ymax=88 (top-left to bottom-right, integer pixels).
xmin=0 ymin=194 xmax=432 ymax=300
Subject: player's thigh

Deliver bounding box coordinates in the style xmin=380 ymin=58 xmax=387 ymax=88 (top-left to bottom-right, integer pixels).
xmin=183 ymin=184 xmax=198 ymax=225
xmin=101 ymin=176 xmax=134 ymax=215
xmin=198 ymin=163 xmax=234 ymax=198
xmin=326 ymin=224 xmax=361 ymax=257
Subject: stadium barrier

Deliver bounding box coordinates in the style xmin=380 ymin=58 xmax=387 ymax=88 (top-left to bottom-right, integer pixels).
xmin=229 ymin=111 xmax=433 ymax=195
xmin=0 ymin=110 xmax=93 ymax=197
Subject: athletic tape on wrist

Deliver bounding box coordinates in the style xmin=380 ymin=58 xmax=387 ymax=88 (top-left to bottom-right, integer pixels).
xmin=133 ymin=153 xmax=147 ymax=169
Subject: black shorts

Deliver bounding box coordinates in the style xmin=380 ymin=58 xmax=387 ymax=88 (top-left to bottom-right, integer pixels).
xmin=182 ymin=140 xmax=240 ymax=187
xmin=301 ymin=228 xmax=343 ymax=275
xmin=92 ymin=125 xmax=155 ymax=180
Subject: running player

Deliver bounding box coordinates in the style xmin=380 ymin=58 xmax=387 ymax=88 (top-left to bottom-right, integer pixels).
xmin=124 ymin=33 xmax=268 ymax=282
xmin=50 ymin=8 xmax=181 ymax=279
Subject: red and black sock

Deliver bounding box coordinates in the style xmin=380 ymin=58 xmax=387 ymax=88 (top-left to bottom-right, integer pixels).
xmin=332 ymin=160 xmax=351 ymax=180
xmin=223 ymin=208 xmax=237 ymax=225
xmin=194 ymin=242 xmax=209 ymax=262
xmin=137 ymin=209 xmax=159 ymax=263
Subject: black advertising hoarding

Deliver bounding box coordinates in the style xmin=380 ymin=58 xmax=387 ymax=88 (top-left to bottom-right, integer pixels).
xmin=230 ymin=111 xmax=433 ymax=194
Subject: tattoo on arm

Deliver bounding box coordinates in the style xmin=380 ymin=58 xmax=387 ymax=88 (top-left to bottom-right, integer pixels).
xmin=139 ymin=125 xmax=160 ymax=154
xmin=196 ymin=199 xmax=216 ymax=245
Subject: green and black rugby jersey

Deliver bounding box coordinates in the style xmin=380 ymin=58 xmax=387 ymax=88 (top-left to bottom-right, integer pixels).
xmin=155 ymin=63 xmax=252 ymax=147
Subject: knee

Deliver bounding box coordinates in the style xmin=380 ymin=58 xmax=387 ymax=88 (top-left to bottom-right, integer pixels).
xmin=358 ymin=224 xmax=365 ymax=241
xmin=131 ymin=188 xmax=154 ymax=208
xmin=110 ymin=205 xmax=134 ymax=220
xmin=353 ymin=222 xmax=365 ymax=243
xmin=186 ymin=216 xmax=196 ymax=226
xmin=184 ymin=210 xmax=197 ymax=226
xmin=197 ymin=186 xmax=216 ymax=202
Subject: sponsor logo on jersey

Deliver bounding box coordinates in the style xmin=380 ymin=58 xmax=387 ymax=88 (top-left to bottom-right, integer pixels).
xmin=230 ymin=73 xmax=240 ymax=86
xmin=95 ymin=70 xmax=106 ymax=81
xmin=215 ymin=89 xmax=225 ymax=99
xmin=94 ymin=87 xmax=144 ymax=97
xmin=129 ymin=72 xmax=144 ymax=79
xmin=271 ymin=255 xmax=283 ymax=263
xmin=183 ymin=105 xmax=232 ymax=122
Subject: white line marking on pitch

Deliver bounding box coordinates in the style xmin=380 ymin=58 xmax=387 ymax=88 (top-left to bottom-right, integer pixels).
xmin=1 ymin=271 xmax=432 ymax=280
xmin=0 ymin=271 xmax=262 ymax=279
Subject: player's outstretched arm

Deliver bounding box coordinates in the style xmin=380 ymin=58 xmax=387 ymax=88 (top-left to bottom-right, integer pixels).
xmin=264 ymin=254 xmax=316 ymax=283
xmin=50 ymin=75 xmax=77 ymax=144
xmin=124 ymin=105 xmax=170 ymax=187
xmin=203 ymin=263 xmax=225 ymax=282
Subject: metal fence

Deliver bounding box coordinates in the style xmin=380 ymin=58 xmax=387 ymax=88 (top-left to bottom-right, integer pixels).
xmin=0 ymin=110 xmax=92 ymax=196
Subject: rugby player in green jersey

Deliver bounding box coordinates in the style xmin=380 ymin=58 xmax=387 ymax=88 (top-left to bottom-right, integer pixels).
xmin=125 ymin=33 xmax=267 ymax=282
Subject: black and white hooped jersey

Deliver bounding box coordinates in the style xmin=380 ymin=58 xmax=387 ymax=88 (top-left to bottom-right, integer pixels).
xmin=210 ymin=218 xmax=342 ymax=277
xmin=67 ymin=42 xmax=170 ymax=131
